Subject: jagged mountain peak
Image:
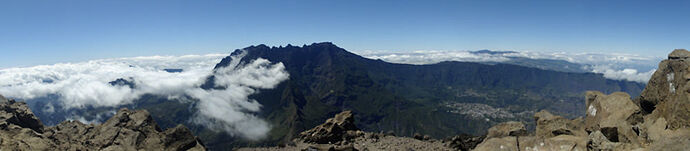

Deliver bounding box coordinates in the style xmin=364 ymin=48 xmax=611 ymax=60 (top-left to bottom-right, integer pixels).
xmin=214 ymin=42 xmax=354 ymax=70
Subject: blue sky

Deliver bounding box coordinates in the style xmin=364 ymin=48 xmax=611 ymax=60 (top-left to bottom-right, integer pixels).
xmin=1 ymin=0 xmax=688 ymax=68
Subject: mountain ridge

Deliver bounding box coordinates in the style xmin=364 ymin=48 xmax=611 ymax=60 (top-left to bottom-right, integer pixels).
xmin=239 ymin=48 xmax=690 ymax=151
xmin=8 ymin=42 xmax=648 ymax=150
xmin=199 ymin=42 xmax=645 ymax=149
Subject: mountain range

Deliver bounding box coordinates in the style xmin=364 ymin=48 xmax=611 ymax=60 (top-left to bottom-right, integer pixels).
xmin=198 ymin=42 xmax=644 ymax=149
xmin=20 ymin=42 xmax=645 ymax=150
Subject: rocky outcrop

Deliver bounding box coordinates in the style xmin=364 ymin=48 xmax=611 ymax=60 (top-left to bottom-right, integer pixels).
xmin=0 ymin=96 xmax=205 ymax=151
xmin=474 ymin=49 xmax=690 ymax=151
xmin=298 ymin=110 xmax=361 ymax=144
xmin=444 ymin=134 xmax=485 ymax=151
xmin=475 ymin=110 xmax=588 ymax=151
xmin=486 ymin=121 xmax=527 ymax=139
xmin=242 ymin=110 xmax=459 ymax=151
xmin=0 ymin=98 xmax=44 ymax=133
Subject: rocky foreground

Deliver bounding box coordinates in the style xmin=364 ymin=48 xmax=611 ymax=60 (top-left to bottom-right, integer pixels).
xmin=237 ymin=110 xmax=482 ymax=151
xmin=240 ymin=49 xmax=690 ymax=151
xmin=0 ymin=95 xmax=205 ymax=150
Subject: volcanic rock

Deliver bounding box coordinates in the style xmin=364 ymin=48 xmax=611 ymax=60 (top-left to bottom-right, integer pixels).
xmin=0 ymin=99 xmax=205 ymax=150
xmin=486 ymin=121 xmax=527 ymax=138
xmin=444 ymin=134 xmax=485 ymax=151
xmin=476 ymin=111 xmax=588 ymax=151
xmin=242 ymin=110 xmax=456 ymax=151
xmin=299 ymin=110 xmax=360 ymax=144
xmin=473 ymin=136 xmax=518 ymax=151
xmin=668 ymin=49 xmax=690 ymax=60
xmin=584 ymin=91 xmax=645 ymax=146
xmin=534 ymin=110 xmax=587 ymax=139
xmin=0 ymin=99 xmax=44 ymax=133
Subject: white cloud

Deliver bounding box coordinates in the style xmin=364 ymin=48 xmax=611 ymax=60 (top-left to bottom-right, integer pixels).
xmin=355 ymin=50 xmax=662 ymax=83
xmin=187 ymin=51 xmax=289 ymax=140
xmin=0 ymin=52 xmax=289 ymax=140
xmin=356 ymin=50 xmax=511 ymax=64
xmin=588 ymin=66 xmax=656 ymax=83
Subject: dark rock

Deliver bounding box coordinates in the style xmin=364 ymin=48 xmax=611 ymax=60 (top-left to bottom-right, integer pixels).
xmin=551 ymin=128 xmax=574 ymax=136
xmin=162 ymin=125 xmax=204 ymax=151
xmin=384 ymin=130 xmax=395 ymax=136
xmin=413 ymin=133 xmax=423 ymax=140
xmin=587 ymin=130 xmax=620 ymax=150
xmin=108 ymin=77 xmax=136 ymax=89
xmin=0 ymin=100 xmax=44 ymax=133
xmin=600 ymin=127 xmax=619 ymax=142
xmin=299 ymin=110 xmax=360 ymax=144
xmin=163 ymin=69 xmax=184 ymax=73
xmin=444 ymin=134 xmax=485 ymax=151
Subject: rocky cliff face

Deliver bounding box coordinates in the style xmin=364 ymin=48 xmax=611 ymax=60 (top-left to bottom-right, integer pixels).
xmin=473 ymin=49 xmax=690 ymax=151
xmin=0 ymin=96 xmax=205 ymax=151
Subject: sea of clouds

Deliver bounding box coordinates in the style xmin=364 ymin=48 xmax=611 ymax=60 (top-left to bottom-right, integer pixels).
xmin=355 ymin=50 xmax=662 ymax=83
xmin=0 ymin=52 xmax=289 ymax=140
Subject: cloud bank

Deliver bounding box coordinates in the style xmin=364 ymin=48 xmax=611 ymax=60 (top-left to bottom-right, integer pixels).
xmin=187 ymin=51 xmax=289 ymax=140
xmin=0 ymin=52 xmax=289 ymax=140
xmin=355 ymin=50 xmax=662 ymax=83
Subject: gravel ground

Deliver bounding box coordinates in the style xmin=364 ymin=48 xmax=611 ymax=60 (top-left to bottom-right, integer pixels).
xmin=236 ymin=132 xmax=455 ymax=151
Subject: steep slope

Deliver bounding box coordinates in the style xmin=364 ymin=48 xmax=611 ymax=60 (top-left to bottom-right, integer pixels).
xmin=200 ymin=42 xmax=644 ymax=149
xmin=240 ymin=49 xmax=690 ymax=151
xmin=472 ymin=49 xmax=690 ymax=151
xmin=0 ymin=96 xmax=206 ymax=150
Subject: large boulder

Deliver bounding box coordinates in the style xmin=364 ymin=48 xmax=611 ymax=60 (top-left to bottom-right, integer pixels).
xmin=444 ymin=134 xmax=485 ymax=151
xmin=584 ymin=91 xmax=644 ymax=146
xmin=474 ymin=110 xmax=589 ymax=151
xmin=534 ymin=110 xmax=587 ymax=139
xmin=0 ymin=99 xmax=44 ymax=133
xmin=299 ymin=110 xmax=361 ymax=144
xmin=668 ymin=49 xmax=690 ymax=60
xmin=639 ymin=48 xmax=690 ymax=129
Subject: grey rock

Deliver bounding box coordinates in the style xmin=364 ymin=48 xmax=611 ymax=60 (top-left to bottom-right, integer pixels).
xmin=668 ymin=49 xmax=690 ymax=60
xmin=444 ymin=134 xmax=484 ymax=151
xmin=534 ymin=110 xmax=587 ymax=139
xmin=0 ymin=100 xmax=205 ymax=150
xmin=486 ymin=121 xmax=527 ymax=139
